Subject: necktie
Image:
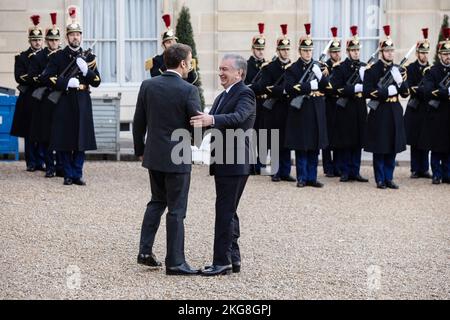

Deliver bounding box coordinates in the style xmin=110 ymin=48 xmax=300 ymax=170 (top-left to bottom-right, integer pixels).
xmin=214 ymin=91 xmax=227 ymax=114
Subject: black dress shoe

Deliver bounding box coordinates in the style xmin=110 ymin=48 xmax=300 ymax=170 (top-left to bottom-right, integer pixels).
xmin=281 ymin=175 xmax=296 ymax=182
xmin=271 ymin=176 xmax=281 ymax=182
xmin=420 ymin=172 xmax=432 ymax=179
xmin=352 ymin=175 xmax=369 ymax=183
xmin=386 ymin=180 xmax=399 ymax=189
xmin=63 ymin=178 xmax=73 ymax=185
xmin=325 ymin=173 xmax=335 ymax=178
xmin=296 ymin=181 xmax=306 ymax=188
xmin=306 ymin=181 xmax=324 ymax=188
xmin=432 ymin=177 xmax=441 ymax=185
xmin=45 ymin=171 xmax=56 ymax=178
xmin=26 ymin=166 xmax=35 ymax=172
xmin=410 ymin=172 xmax=420 ymax=179
xmin=166 ymin=262 xmax=200 ymax=276
xmin=201 ymin=264 xmax=232 ymax=276
xmin=232 ymin=262 xmax=241 ymax=273
xmin=376 ymin=182 xmax=387 ymax=189
xmin=340 ymin=175 xmax=350 ymax=182
xmin=137 ymin=253 xmax=162 ymax=267
xmin=442 ymin=178 xmax=450 ymax=184
xmin=73 ymin=178 xmax=86 ymax=186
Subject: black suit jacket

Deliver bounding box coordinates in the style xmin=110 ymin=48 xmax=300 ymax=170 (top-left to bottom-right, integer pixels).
xmin=133 ymin=72 xmax=201 ymax=173
xmin=209 ymin=81 xmax=256 ymax=176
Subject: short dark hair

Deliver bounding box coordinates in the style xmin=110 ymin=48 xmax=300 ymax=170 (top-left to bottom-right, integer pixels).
xmin=163 ymin=43 xmax=192 ymax=69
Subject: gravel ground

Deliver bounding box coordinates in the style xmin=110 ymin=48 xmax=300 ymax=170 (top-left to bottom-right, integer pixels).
xmin=0 ymin=161 xmax=449 ymax=300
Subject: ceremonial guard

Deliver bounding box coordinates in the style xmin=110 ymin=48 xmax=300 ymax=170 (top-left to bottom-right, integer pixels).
xmin=363 ymin=25 xmax=409 ymax=189
xmin=322 ymin=27 xmax=342 ymax=178
xmin=144 ymin=14 xmax=198 ymax=84
xmin=245 ymin=23 xmax=267 ymax=174
xmin=417 ymin=27 xmax=450 ymax=184
xmin=256 ymin=24 xmax=295 ymax=182
xmin=404 ymin=28 xmax=432 ymax=179
xmin=330 ymin=26 xmax=369 ymax=183
xmin=29 ymin=12 xmax=63 ymax=178
xmin=284 ymin=23 xmax=329 ymax=188
xmin=43 ymin=7 xmax=101 ymax=186
xmin=10 ymin=15 xmax=45 ymax=171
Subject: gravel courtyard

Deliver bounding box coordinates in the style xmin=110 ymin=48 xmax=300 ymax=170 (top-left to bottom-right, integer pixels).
xmin=1 ymin=161 xmax=449 ymax=300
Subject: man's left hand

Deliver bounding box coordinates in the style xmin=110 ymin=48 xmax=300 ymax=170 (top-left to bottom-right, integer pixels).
xmin=190 ymin=112 xmax=214 ymax=127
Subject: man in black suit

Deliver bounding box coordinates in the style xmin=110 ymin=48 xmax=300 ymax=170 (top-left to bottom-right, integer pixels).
xmin=133 ymin=43 xmax=201 ymax=276
xmin=191 ymin=54 xmax=256 ymax=276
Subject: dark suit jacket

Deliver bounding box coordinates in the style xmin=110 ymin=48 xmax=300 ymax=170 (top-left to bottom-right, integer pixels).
xmin=133 ymin=72 xmax=201 ymax=173
xmin=209 ymin=81 xmax=256 ymax=176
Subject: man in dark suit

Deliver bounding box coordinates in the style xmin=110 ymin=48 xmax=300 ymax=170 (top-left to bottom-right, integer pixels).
xmin=191 ymin=54 xmax=256 ymax=276
xmin=133 ymin=43 xmax=201 ymax=276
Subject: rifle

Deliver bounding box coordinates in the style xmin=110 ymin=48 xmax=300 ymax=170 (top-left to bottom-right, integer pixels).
xmin=249 ymin=55 xmax=276 ymax=86
xmin=336 ymin=48 xmax=379 ymax=108
xmin=428 ymin=72 xmax=450 ymax=109
xmin=367 ymin=44 xmax=416 ymax=111
xmin=406 ymin=67 xmax=429 ymax=109
xmin=48 ymin=42 xmax=97 ymax=105
xmin=17 ymin=85 xmax=29 ymax=94
xmin=32 ymin=86 xmax=47 ymax=101
xmin=261 ymin=69 xmax=287 ymax=110
xmin=290 ymin=39 xmax=333 ymax=110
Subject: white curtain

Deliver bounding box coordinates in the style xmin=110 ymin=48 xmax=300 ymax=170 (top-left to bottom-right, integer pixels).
xmin=312 ymin=0 xmax=343 ymax=60
xmin=349 ymin=0 xmax=380 ymax=61
xmin=125 ymin=0 xmax=158 ymax=83
xmin=311 ymin=0 xmax=380 ymax=61
xmin=83 ymin=0 xmax=117 ymax=83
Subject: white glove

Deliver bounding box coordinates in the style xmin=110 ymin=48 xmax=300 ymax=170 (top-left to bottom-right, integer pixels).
xmin=76 ymin=57 xmax=88 ymax=76
xmin=67 ymin=78 xmax=80 ymax=89
xmin=359 ymin=66 xmax=366 ymax=81
xmin=388 ymin=85 xmax=398 ymax=96
xmin=312 ymin=64 xmax=323 ymax=81
xmin=390 ymin=66 xmax=403 ymax=86
xmin=310 ymin=79 xmax=319 ymax=91
xmin=354 ymin=84 xmax=363 ymax=93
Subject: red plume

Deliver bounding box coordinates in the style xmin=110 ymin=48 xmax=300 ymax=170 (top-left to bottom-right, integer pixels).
xmin=258 ymin=23 xmax=264 ymax=35
xmin=304 ymin=23 xmax=311 ymax=35
xmin=162 ymin=14 xmax=171 ymax=28
xmin=331 ymin=27 xmax=338 ymax=38
xmin=50 ymin=12 xmax=57 ymax=26
xmin=421 ymin=28 xmax=428 ymax=39
xmin=69 ymin=7 xmax=76 ymax=19
xmin=383 ymin=25 xmax=391 ymax=37
xmin=444 ymin=27 xmax=450 ymax=40
xmin=280 ymin=24 xmax=287 ymax=36
xmin=30 ymin=15 xmax=40 ymax=26
xmin=350 ymin=25 xmax=358 ymax=36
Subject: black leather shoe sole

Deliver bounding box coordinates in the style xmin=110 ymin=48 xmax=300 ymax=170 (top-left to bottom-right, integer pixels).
xmin=232 ymin=264 xmax=241 ymax=273
xmin=166 ymin=269 xmax=200 ymax=276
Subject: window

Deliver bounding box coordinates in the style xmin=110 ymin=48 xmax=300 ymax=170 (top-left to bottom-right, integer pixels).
xmin=312 ymin=0 xmax=381 ymax=62
xmin=83 ymin=0 xmax=159 ymax=85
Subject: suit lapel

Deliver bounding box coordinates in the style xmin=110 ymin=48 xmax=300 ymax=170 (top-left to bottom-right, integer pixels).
xmin=211 ymin=81 xmax=242 ymax=115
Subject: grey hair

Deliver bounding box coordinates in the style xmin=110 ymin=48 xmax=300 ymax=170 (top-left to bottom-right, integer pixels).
xmin=222 ymin=53 xmax=247 ymax=80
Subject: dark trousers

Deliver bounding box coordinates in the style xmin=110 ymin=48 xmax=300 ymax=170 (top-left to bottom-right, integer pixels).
xmin=60 ymin=151 xmax=85 ymax=179
xmin=373 ymin=153 xmax=396 ymax=184
xmin=139 ymin=170 xmax=191 ymax=267
xmin=295 ymin=150 xmax=319 ymax=183
xmin=410 ymin=147 xmax=430 ymax=174
xmin=273 ymin=148 xmax=291 ymax=178
xmin=322 ymin=147 xmax=340 ymax=175
xmin=338 ymin=149 xmax=362 ymax=178
xmin=42 ymin=146 xmax=62 ymax=174
xmin=430 ymin=152 xmax=449 ymax=180
xmin=213 ymin=175 xmax=249 ymax=266
xmin=24 ymin=138 xmax=44 ymax=169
